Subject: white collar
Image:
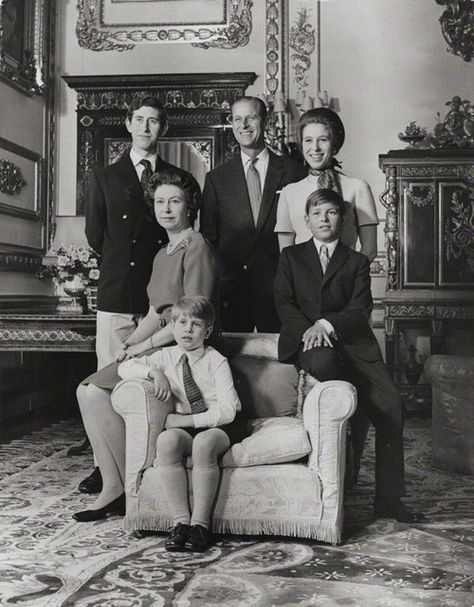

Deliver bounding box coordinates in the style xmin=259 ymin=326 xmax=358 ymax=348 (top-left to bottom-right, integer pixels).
xmin=176 ymin=344 xmax=206 ymax=364
xmin=241 ymin=147 xmax=269 ymax=167
xmin=129 ymin=148 xmax=158 ymax=169
xmin=312 ymin=238 xmax=339 ymax=257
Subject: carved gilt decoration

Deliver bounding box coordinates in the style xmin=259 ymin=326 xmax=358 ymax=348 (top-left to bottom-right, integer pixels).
xmin=400 ymin=165 xmax=459 ymax=177
xmin=436 ymin=0 xmax=474 ymax=62
xmin=0 ymin=0 xmax=46 ymax=95
xmin=289 ymin=8 xmax=316 ymax=99
xmin=388 ymin=305 xmax=435 ymax=317
xmin=188 ymin=141 xmax=212 ymax=165
xmin=437 ymin=306 xmax=474 ymax=319
xmin=379 ymin=166 xmax=399 ymax=291
xmin=265 ymin=0 xmax=285 ymax=97
xmin=76 ymin=0 xmax=252 ymax=51
xmin=444 ymin=188 xmax=474 ymax=275
xmin=75 ymin=88 xmax=240 ymax=112
xmin=404 ymin=182 xmax=435 ymax=208
xmin=194 ymin=0 xmax=253 ymax=50
xmin=0 ymin=327 xmax=94 ymax=346
xmin=0 ymin=159 xmax=27 ymax=195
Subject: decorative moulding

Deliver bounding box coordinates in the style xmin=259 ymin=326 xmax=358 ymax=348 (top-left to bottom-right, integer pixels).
xmin=0 ymin=137 xmax=42 ymax=222
xmin=436 ymin=0 xmax=474 ymax=62
xmin=0 ymin=0 xmax=46 ymax=95
xmin=76 ymin=0 xmax=253 ymax=51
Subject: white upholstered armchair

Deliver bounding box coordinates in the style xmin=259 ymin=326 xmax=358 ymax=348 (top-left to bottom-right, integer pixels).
xmin=111 ymin=333 xmax=356 ymax=545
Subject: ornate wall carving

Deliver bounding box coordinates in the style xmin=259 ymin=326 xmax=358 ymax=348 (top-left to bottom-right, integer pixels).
xmin=76 ymin=0 xmax=253 ymax=51
xmin=289 ymin=7 xmax=316 ymax=99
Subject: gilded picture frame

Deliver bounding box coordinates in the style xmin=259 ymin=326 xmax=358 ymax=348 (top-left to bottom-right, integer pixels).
xmin=0 ymin=0 xmax=45 ymax=95
xmin=76 ymin=0 xmax=252 ymax=51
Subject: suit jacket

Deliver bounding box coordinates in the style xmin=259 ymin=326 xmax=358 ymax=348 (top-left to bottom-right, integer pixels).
xmin=200 ymin=150 xmax=306 ymax=298
xmin=85 ymin=154 xmax=182 ymax=314
xmin=274 ymin=239 xmax=383 ymax=364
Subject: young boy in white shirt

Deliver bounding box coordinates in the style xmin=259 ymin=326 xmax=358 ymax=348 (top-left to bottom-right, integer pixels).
xmin=118 ymin=295 xmax=242 ymax=552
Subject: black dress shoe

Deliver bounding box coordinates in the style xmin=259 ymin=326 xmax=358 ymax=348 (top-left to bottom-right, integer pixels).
xmin=184 ymin=525 xmax=210 ymax=552
xmin=165 ymin=523 xmax=190 ymax=552
xmin=78 ymin=467 xmax=103 ymax=494
xmin=373 ymin=498 xmax=426 ymax=523
xmin=73 ymin=493 xmax=125 ymax=522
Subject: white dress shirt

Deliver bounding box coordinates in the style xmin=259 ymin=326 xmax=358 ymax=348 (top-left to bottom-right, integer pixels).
xmin=313 ymin=237 xmax=339 ymax=337
xmin=241 ymin=147 xmax=269 ymax=189
xmin=129 ymin=148 xmax=158 ymax=181
xmin=118 ymin=344 xmax=241 ymax=428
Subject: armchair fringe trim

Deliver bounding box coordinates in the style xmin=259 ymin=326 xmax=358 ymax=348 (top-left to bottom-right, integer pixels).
xmin=124 ymin=514 xmax=341 ymax=545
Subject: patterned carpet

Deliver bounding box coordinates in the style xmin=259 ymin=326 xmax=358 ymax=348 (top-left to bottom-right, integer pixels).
xmin=0 ymin=417 xmax=473 ymax=606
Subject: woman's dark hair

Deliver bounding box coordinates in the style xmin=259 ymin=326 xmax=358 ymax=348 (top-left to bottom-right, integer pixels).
xmin=297 ymin=108 xmax=345 ymax=155
xmin=126 ymin=95 xmax=168 ymax=134
xmin=147 ymin=169 xmax=202 ymax=225
xmin=305 ymin=188 xmax=347 ymax=217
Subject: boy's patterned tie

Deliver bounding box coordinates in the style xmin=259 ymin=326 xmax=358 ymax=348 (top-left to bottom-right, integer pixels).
xmin=139 ymin=159 xmax=153 ymax=191
xmin=181 ymin=354 xmax=208 ymax=414
xmin=320 ymin=244 xmax=330 ymax=274
xmin=246 ymin=157 xmax=261 ymax=225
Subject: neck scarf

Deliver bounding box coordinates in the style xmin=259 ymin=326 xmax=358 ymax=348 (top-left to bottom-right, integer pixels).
xmin=308 ymin=158 xmax=343 ymax=196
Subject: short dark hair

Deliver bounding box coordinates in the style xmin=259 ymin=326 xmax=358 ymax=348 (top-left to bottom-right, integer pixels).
xmin=126 ymin=95 xmax=168 ymax=133
xmin=305 ymin=188 xmax=346 ymax=216
xmin=147 ymin=169 xmax=202 ymax=225
xmin=297 ymin=108 xmax=345 ymax=155
xmin=171 ymin=296 xmax=215 ymax=328
xmin=231 ymin=96 xmax=268 ymax=122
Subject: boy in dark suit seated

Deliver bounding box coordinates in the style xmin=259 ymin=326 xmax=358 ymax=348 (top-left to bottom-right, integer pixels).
xmin=274 ymin=188 xmax=424 ymax=523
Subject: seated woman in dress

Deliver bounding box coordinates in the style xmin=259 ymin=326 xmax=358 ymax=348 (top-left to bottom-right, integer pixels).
xmin=73 ymin=168 xmax=219 ymax=521
xmin=275 ymin=107 xmax=379 ymax=262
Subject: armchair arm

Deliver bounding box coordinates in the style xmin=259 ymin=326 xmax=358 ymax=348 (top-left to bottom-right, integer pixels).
xmin=111 ymin=378 xmax=173 ymax=497
xmin=303 ymin=380 xmax=357 ymax=512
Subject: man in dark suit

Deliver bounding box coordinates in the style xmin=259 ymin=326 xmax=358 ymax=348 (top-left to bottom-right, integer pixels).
xmin=274 ymin=188 xmax=424 ymax=522
xmin=86 ymin=95 xmax=182 ymax=370
xmin=82 ymin=96 xmax=181 ymax=493
xmin=200 ymin=96 xmax=305 ymax=332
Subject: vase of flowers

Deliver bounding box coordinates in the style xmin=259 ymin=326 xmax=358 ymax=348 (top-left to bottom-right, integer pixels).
xmin=38 ymin=245 xmax=100 ymax=314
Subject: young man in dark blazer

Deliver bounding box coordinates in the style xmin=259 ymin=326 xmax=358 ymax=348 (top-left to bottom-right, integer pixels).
xmin=200 ymin=96 xmax=306 ymax=332
xmin=274 ymin=188 xmax=424 ymax=523
xmin=82 ymin=96 xmax=182 ymax=493
xmin=86 ymin=96 xmax=182 ymax=370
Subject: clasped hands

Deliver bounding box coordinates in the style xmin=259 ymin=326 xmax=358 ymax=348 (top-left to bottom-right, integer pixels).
xmin=302 ymin=321 xmax=335 ymax=352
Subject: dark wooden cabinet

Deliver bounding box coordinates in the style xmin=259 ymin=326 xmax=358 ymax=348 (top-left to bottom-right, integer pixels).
xmin=379 ymin=149 xmax=474 ymax=386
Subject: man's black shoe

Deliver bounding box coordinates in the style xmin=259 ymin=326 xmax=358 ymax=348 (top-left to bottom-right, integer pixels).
xmin=165 ymin=523 xmax=190 ymax=552
xmin=184 ymin=524 xmax=210 ymax=552
xmin=373 ymin=498 xmax=426 ymax=523
xmin=78 ymin=467 xmax=103 ymax=494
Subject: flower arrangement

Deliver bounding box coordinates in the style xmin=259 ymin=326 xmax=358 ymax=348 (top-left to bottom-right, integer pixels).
xmin=38 ymin=245 xmax=100 ymax=287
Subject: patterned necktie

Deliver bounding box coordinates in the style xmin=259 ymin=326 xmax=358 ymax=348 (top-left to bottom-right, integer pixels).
xmin=320 ymin=244 xmax=330 ymax=274
xmin=139 ymin=159 xmax=153 ymax=192
xmin=181 ymin=354 xmax=208 ymax=414
xmin=246 ymin=157 xmax=261 ymax=225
